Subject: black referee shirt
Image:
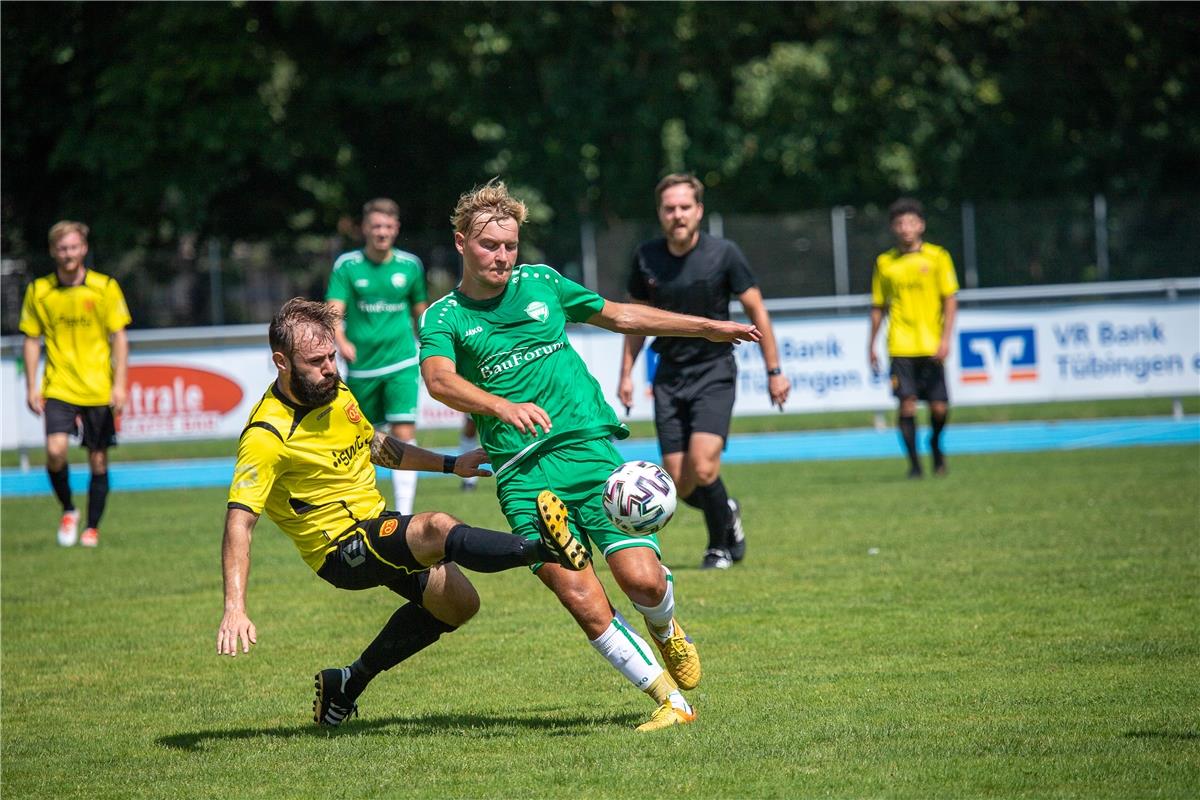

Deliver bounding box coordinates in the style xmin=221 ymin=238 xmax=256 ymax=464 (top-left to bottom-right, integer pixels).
xmin=628 ymin=232 xmax=758 ymax=366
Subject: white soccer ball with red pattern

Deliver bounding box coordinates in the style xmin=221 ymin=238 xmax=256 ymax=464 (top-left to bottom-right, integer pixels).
xmin=602 ymin=460 xmax=677 ymax=534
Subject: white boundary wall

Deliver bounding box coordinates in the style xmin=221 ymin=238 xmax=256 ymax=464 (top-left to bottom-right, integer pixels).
xmin=3 ymin=297 xmax=1197 ymax=450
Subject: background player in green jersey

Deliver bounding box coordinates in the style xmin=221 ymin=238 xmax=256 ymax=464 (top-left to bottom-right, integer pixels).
xmin=20 ymin=220 xmax=131 ymax=548
xmin=217 ymin=299 xmax=588 ymax=727
xmin=327 ymin=198 xmax=429 ymax=515
xmin=420 ymin=181 xmax=762 ymax=731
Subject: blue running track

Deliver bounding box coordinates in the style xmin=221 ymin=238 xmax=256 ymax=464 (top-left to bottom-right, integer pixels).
xmin=2 ymin=416 xmax=1197 ymax=497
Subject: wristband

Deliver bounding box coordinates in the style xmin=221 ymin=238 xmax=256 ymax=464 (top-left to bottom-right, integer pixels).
xmin=766 ymin=367 xmax=783 ymax=376
xmin=442 ymin=455 xmax=457 ymax=474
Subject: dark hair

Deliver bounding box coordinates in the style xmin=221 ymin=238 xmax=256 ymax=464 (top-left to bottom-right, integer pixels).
xmin=888 ymin=197 xmax=925 ymax=221
xmin=655 ymin=173 xmax=705 ymax=206
xmin=269 ymin=298 xmax=341 ymax=356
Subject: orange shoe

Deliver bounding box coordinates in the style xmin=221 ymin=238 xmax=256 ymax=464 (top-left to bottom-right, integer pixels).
xmin=57 ymin=510 xmax=80 ymax=547
xmin=80 ymin=527 xmax=99 ymax=547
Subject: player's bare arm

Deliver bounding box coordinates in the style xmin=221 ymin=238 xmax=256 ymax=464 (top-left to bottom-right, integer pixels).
xmin=110 ymin=328 xmax=129 ymax=415
xmin=22 ymin=336 xmax=43 ymax=415
xmin=590 ymin=300 xmax=762 ymax=344
xmin=326 ymin=299 xmax=356 ymax=362
xmin=738 ymin=287 xmax=789 ymax=410
xmin=369 ymin=430 xmax=493 ymax=477
xmin=422 ymin=355 xmax=552 ymax=436
xmin=868 ymin=305 xmax=887 ymax=373
xmin=615 ymin=300 xmax=649 ymax=413
xmin=936 ymin=295 xmax=959 ymax=362
xmin=218 ymin=506 xmax=258 ymax=657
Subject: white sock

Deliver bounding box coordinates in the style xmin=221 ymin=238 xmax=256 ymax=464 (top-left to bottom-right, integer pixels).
xmin=589 ymin=612 xmax=664 ymax=692
xmin=459 ymin=432 xmax=478 ymax=486
xmin=392 ymin=440 xmax=418 ymax=514
xmin=631 ymin=565 xmax=675 ymax=642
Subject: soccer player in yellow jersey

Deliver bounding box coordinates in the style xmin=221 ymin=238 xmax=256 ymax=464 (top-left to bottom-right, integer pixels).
xmin=868 ymin=198 xmax=960 ymax=478
xmin=20 ymin=221 xmax=131 ymax=547
xmin=216 ymin=298 xmax=588 ymax=727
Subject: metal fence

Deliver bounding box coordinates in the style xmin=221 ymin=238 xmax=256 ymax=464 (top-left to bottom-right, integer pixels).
xmin=2 ymin=193 xmax=1197 ymax=334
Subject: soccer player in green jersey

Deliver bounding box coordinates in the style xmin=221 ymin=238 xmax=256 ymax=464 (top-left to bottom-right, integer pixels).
xmin=420 ymin=180 xmax=762 ymax=731
xmin=217 ymin=298 xmax=589 ymax=727
xmin=327 ymin=198 xmax=429 ymax=515
xmin=20 ymin=220 xmax=131 ymax=548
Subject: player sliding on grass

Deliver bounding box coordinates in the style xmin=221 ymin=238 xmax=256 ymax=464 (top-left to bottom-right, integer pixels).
xmin=419 ymin=180 xmax=762 ymax=730
xmin=215 ymin=298 xmax=589 ymax=727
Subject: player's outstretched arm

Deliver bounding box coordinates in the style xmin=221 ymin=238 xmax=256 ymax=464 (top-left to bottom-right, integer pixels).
xmin=589 ymin=300 xmax=761 ymax=344
xmin=369 ymin=431 xmax=493 ymax=478
xmin=218 ymin=507 xmax=258 ymax=657
xmin=422 ymin=356 xmax=553 ymax=436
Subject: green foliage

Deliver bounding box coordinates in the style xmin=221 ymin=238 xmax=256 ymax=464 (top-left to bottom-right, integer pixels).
xmin=3 ymin=2 xmax=1198 ymax=268
xmin=2 ymin=446 xmax=1198 ymax=798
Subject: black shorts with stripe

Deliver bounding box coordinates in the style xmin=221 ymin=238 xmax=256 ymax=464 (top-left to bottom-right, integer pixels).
xmin=317 ymin=512 xmax=430 ymax=604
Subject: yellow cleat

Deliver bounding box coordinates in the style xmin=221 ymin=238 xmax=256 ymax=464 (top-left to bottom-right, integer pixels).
xmin=636 ymin=700 xmax=697 ymax=732
xmin=536 ymin=490 xmax=591 ymax=571
xmin=651 ymin=617 xmax=702 ymax=690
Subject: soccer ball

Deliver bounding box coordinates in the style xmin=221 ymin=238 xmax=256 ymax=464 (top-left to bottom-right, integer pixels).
xmin=602 ymin=460 xmax=677 ymax=534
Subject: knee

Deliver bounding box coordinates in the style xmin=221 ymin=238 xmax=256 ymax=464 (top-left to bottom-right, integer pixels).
xmin=691 ymin=461 xmax=720 ymax=486
xmin=899 ymin=398 xmax=918 ymax=416
xmin=412 ymin=511 xmax=461 ymax=547
xmin=46 ymin=452 xmax=67 ymax=471
xmin=443 ymin=588 xmax=480 ymax=627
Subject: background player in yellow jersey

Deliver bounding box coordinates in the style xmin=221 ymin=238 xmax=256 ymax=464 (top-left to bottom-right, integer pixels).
xmin=20 ymin=221 xmax=131 ymax=547
xmin=216 ymin=298 xmax=588 ymax=727
xmin=868 ymin=198 xmax=960 ymax=478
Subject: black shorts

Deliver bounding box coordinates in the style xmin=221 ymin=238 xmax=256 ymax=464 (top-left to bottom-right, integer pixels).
xmin=44 ymin=397 xmax=118 ymax=451
xmin=652 ymin=354 xmax=736 ymax=455
xmin=890 ymin=357 xmax=949 ymax=403
xmin=316 ymin=512 xmax=430 ymax=603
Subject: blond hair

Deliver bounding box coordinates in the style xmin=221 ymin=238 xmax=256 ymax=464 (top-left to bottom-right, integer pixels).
xmin=48 ymin=220 xmax=89 ymax=248
xmin=362 ymin=197 xmax=400 ymax=220
xmin=654 ymin=173 xmax=705 ymax=207
xmin=451 ymin=179 xmax=528 ymax=236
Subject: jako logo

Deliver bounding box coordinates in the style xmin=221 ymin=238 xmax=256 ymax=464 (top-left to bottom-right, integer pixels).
xmin=126 ymin=365 xmax=244 ymax=416
xmin=959 ymin=328 xmax=1038 ymax=383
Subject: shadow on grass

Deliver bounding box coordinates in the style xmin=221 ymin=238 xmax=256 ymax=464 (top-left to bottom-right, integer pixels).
xmin=1123 ymin=730 xmax=1200 ymax=741
xmin=158 ymin=709 xmax=643 ymax=751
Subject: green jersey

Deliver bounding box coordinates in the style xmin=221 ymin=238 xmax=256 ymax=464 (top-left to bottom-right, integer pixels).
xmin=327 ymin=248 xmax=428 ymax=375
xmin=419 ymin=265 xmax=628 ymax=474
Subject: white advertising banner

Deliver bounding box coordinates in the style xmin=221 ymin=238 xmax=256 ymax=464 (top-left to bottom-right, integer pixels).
xmin=3 ymin=299 xmax=1197 ymax=449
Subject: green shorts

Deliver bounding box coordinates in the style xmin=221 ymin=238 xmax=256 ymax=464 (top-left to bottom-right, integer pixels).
xmin=496 ymin=437 xmax=661 ymax=566
xmin=345 ymin=364 xmax=419 ymax=426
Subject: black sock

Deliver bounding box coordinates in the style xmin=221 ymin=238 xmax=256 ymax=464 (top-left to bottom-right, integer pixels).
xmin=443 ymin=524 xmax=534 ymax=572
xmin=930 ymin=410 xmax=948 ymax=461
xmin=351 ymin=603 xmax=457 ymax=697
xmin=87 ymin=472 xmax=109 ymax=529
xmin=898 ymin=416 xmax=920 ymax=469
xmin=48 ymin=466 xmax=74 ymax=511
xmin=685 ymin=479 xmax=733 ymax=551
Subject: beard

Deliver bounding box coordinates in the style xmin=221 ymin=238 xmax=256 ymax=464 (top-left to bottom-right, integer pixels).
xmin=290 ymin=366 xmax=340 ymax=407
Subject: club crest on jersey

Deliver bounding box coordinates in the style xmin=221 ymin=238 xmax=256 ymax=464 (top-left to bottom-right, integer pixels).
xmin=525 ymin=301 xmax=549 ymax=322
xmin=391 ymin=274 xmax=407 ymax=288
xmin=344 ymin=401 xmax=362 ymax=423
xmin=379 ymin=518 xmax=399 ymax=538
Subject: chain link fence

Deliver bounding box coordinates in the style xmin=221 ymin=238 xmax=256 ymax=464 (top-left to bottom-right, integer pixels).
xmin=3 ymin=193 xmax=1197 ymax=334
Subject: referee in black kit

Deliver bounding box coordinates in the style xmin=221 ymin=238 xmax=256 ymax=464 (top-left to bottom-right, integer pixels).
xmin=617 ymin=173 xmax=789 ymax=570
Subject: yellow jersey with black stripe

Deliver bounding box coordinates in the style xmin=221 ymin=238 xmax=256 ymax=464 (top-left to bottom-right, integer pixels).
xmin=870 ymin=242 xmax=959 ymax=357
xmin=228 ymin=381 xmax=384 ymax=571
xmin=19 ymin=269 xmax=132 ymax=406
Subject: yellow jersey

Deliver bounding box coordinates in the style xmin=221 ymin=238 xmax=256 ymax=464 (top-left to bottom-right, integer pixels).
xmin=871 ymin=242 xmax=959 ymax=357
xmin=227 ymin=381 xmax=385 ymax=571
xmin=19 ymin=269 xmax=132 ymax=406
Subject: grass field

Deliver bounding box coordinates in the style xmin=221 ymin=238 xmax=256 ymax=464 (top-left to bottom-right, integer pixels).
xmin=2 ymin=441 xmax=1197 ymax=798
